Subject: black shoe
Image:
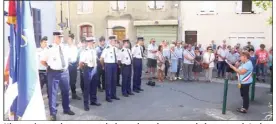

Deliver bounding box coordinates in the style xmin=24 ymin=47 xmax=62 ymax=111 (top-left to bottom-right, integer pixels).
xmin=56 ymin=103 xmax=59 ymax=107
xmin=128 ymin=92 xmax=134 ymax=95
xmin=133 ymin=90 xmax=140 ymax=93
xmin=50 ymin=115 xmax=56 ymax=121
xmin=123 ymin=94 xmax=129 ymax=97
xmin=84 ymin=107 xmax=89 ymax=111
xmin=262 ymin=79 xmax=266 ymax=82
xmin=72 ymin=94 xmax=82 ymax=100
xmin=63 ymin=110 xmax=75 ymax=115
xmin=138 ymin=88 xmax=144 ymax=91
xmin=90 ymin=102 xmax=101 ymax=106
xmin=98 ymin=89 xmax=104 ymax=92
xmin=117 ymin=84 xmax=121 ymax=87
xmin=106 ymin=99 xmax=112 ymax=102
xmin=111 ymin=97 xmax=120 ymax=100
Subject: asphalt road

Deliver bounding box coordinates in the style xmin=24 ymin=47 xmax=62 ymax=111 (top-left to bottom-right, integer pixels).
xmin=41 ymin=70 xmax=272 ymax=121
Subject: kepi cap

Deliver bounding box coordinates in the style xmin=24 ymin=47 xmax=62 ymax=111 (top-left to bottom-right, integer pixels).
xmin=41 ymin=36 xmax=48 ymax=41
xmin=53 ymin=31 xmax=63 ymax=36
xmin=86 ymin=37 xmax=96 ymax=42
xmin=137 ymin=37 xmax=144 ymax=41
xmin=109 ymin=36 xmax=116 ymax=40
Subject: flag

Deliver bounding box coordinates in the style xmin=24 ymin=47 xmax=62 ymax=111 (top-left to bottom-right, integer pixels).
xmin=16 ymin=1 xmax=46 ymax=120
xmin=7 ymin=0 xmax=16 ymax=25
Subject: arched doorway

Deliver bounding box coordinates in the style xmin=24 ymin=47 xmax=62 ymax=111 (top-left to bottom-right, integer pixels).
xmin=112 ymin=26 xmax=126 ymax=41
xmin=80 ymin=25 xmax=93 ymax=39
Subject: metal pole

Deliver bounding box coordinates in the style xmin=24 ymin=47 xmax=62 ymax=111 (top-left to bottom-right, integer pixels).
xmin=250 ymin=73 xmax=256 ymax=101
xmin=222 ymin=79 xmax=229 ymax=114
xmin=67 ymin=1 xmax=71 ymax=33
xmin=60 ymin=1 xmax=63 ymax=30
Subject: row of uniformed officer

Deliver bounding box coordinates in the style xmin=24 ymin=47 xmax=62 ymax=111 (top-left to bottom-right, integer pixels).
xmin=41 ymin=31 xmax=75 ymax=121
xmin=79 ymin=37 xmax=101 ymax=111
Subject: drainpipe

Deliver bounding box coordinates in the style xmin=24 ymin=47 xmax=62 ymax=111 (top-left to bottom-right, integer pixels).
xmin=60 ymin=1 xmax=63 ymax=30
xmin=67 ymin=1 xmax=71 ymax=34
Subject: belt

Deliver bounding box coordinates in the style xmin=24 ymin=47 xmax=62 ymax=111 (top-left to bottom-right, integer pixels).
xmin=39 ymin=70 xmax=47 ymax=73
xmin=133 ymin=58 xmax=142 ymax=59
xmin=47 ymin=67 xmax=66 ymax=73
xmin=122 ymin=64 xmax=131 ymax=67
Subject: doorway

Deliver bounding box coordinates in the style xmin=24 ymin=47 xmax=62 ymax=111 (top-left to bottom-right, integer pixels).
xmin=113 ymin=26 xmax=126 ymax=41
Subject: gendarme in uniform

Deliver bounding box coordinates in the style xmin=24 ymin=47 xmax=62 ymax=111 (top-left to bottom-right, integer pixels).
xmin=132 ymin=37 xmax=145 ymax=93
xmin=41 ymin=31 xmax=75 ymax=120
xmin=79 ymin=37 xmax=101 ymax=111
xmin=100 ymin=36 xmax=120 ymax=102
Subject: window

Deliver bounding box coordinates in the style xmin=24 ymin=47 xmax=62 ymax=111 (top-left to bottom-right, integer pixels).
xmin=242 ymin=1 xmax=252 ymax=12
xmin=199 ymin=1 xmax=216 ymax=14
xmin=77 ymin=1 xmax=93 ymax=14
xmin=32 ymin=8 xmax=41 ymax=48
xmin=148 ymin=1 xmax=165 ymax=10
xmin=80 ymin=25 xmax=93 ymax=39
xmin=235 ymin=1 xmax=261 ymax=14
xmin=110 ymin=1 xmax=126 ymax=11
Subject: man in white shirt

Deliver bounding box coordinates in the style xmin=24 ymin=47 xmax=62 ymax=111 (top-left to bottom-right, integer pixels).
xmin=118 ymin=39 xmax=134 ymax=97
xmin=147 ymin=38 xmax=158 ymax=80
xmin=132 ymin=37 xmax=145 ymax=93
xmin=100 ymin=36 xmax=120 ymax=102
xmin=217 ymin=44 xmax=229 ymax=78
xmin=226 ymin=48 xmax=239 ymax=79
xmin=41 ymin=31 xmax=75 ymax=121
xmin=37 ymin=36 xmax=48 ymax=91
xmin=175 ymin=41 xmax=183 ymax=80
xmin=183 ymin=44 xmax=195 ymax=81
xmin=66 ymin=33 xmax=81 ymax=100
xmin=79 ymin=37 xmax=101 ymax=111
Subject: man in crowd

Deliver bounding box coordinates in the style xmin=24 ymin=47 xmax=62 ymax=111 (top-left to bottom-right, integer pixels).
xmin=96 ymin=36 xmax=106 ymax=92
xmin=147 ymin=38 xmax=158 ymax=80
xmin=175 ymin=41 xmax=183 ymax=80
xmin=183 ymin=44 xmax=195 ymax=81
xmin=217 ymin=44 xmax=228 ymax=78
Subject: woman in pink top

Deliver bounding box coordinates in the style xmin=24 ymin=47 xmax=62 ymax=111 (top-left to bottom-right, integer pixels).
xmin=156 ymin=45 xmax=165 ymax=82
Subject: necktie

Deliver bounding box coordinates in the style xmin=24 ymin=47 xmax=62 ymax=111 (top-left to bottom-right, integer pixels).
xmin=127 ymin=49 xmax=132 ymax=64
xmin=59 ymin=46 xmax=66 ymax=68
xmin=140 ymin=46 xmax=143 ymax=57
xmin=113 ymin=48 xmax=117 ymax=63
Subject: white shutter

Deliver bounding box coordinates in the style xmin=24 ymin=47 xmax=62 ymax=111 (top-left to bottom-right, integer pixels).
xmin=110 ymin=1 xmax=117 ymax=10
xmin=77 ymin=2 xmax=83 ymax=13
xmin=235 ymin=1 xmax=242 ymax=14
xmin=118 ymin=1 xmax=126 ymax=10
xmin=156 ymin=1 xmax=165 ymax=9
xmin=252 ymin=3 xmax=262 ymax=14
xmin=148 ymin=1 xmax=155 ymax=9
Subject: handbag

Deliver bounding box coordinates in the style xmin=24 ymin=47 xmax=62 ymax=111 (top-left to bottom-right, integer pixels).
xmin=202 ymin=53 xmax=211 ymax=69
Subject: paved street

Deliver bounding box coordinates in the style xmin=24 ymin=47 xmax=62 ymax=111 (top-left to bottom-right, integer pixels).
xmin=42 ymin=71 xmax=272 ymax=121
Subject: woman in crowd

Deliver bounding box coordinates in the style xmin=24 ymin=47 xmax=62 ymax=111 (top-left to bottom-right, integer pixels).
xmin=227 ymin=52 xmax=253 ymax=113
xmin=202 ymin=46 xmax=215 ymax=82
xmin=156 ymin=45 xmax=165 ymax=82
xmin=163 ymin=41 xmax=170 ymax=78
xmin=169 ymin=44 xmax=178 ymax=81
xmin=192 ymin=47 xmax=203 ymax=81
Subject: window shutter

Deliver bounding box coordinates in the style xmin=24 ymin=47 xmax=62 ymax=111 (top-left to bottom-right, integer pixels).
xmin=77 ymin=2 xmax=83 ymax=13
xmin=118 ymin=1 xmax=126 ymax=11
xmin=156 ymin=1 xmax=165 ymax=9
xmin=110 ymin=1 xmax=117 ymax=10
xmin=235 ymin=1 xmax=242 ymax=13
xmin=148 ymin=1 xmax=155 ymax=9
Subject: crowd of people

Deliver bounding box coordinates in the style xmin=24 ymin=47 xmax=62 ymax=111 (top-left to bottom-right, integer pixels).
xmin=144 ymin=39 xmax=273 ymax=84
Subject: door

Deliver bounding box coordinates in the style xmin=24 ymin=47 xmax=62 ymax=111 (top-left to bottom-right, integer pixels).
xmin=185 ymin=31 xmax=197 ymax=45
xmin=113 ymin=26 xmax=126 ymax=41
xmin=136 ymin=25 xmax=177 ymax=46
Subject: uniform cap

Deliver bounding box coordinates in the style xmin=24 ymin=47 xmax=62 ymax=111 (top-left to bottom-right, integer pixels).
xmin=123 ymin=39 xmax=129 ymax=42
xmin=109 ymin=36 xmax=116 ymax=40
xmin=99 ymin=36 xmax=105 ymax=41
xmin=41 ymin=36 xmax=48 ymax=41
xmin=53 ymin=31 xmax=63 ymax=36
xmin=86 ymin=37 xmax=96 ymax=42
xmin=137 ymin=37 xmax=144 ymax=41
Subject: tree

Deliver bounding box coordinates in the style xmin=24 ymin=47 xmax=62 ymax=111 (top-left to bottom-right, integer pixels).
xmin=253 ymin=1 xmax=272 ymax=25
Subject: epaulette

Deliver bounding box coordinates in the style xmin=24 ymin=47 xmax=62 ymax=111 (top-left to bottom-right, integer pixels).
xmin=135 ymin=45 xmax=138 ymax=47
xmin=106 ymin=46 xmax=110 ymax=49
xmin=121 ymin=49 xmax=124 ymax=52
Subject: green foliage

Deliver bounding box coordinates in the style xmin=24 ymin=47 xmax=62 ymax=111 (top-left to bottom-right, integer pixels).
xmin=253 ymin=1 xmax=272 ymax=25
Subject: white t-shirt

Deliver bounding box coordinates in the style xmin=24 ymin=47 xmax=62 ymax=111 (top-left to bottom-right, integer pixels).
xmin=147 ymin=44 xmax=158 ymax=59
xmin=217 ymin=48 xmax=229 ymax=61
xmin=183 ymin=50 xmax=195 ymax=64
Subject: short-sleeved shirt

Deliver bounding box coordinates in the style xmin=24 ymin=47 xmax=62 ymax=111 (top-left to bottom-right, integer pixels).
xmin=66 ymin=45 xmax=78 ymax=63
xmin=256 ymin=49 xmax=269 ymax=64
xmin=183 ymin=50 xmax=195 ymax=64
xmin=175 ymin=47 xmax=183 ymax=59
xmin=147 ymin=44 xmax=158 ymax=59
xmin=118 ymin=47 xmax=132 ymax=65
xmin=238 ymin=60 xmax=253 ymax=84
xmin=226 ymin=53 xmax=239 ymax=64
xmin=132 ymin=45 xmax=143 ymax=59
xmin=101 ymin=45 xmax=119 ymax=63
xmin=79 ymin=48 xmax=97 ymax=67
xmin=42 ymin=44 xmax=69 ymax=70
xmin=37 ymin=47 xmax=48 ymax=70
xmin=217 ymin=48 xmax=229 ymax=61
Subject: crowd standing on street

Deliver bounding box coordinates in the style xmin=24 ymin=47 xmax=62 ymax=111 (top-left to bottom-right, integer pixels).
xmin=37 ymin=30 xmax=273 ymax=120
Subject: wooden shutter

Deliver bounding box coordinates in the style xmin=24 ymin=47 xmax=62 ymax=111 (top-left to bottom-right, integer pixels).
xmin=242 ymin=1 xmax=252 ymax=12
xmin=185 ymin=31 xmax=197 ymax=45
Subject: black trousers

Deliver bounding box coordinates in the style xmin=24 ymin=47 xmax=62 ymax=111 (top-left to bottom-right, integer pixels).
xmin=117 ymin=65 xmax=121 ymax=85
xmin=165 ymin=60 xmax=169 ymax=77
xmin=240 ymin=83 xmax=251 ymax=110
xmin=39 ymin=70 xmax=49 ymax=98
xmin=80 ymin=69 xmax=84 ymax=94
xmin=69 ymin=64 xmax=78 ymax=94
xmin=97 ymin=66 xmax=105 ymax=89
xmin=176 ymin=59 xmax=182 ymax=77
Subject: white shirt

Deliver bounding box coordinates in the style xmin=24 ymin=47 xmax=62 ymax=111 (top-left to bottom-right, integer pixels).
xmin=226 ymin=52 xmax=239 ymax=64
xmin=79 ymin=47 xmax=97 ymax=67
xmin=203 ymin=52 xmax=216 ymax=68
xmin=101 ymin=45 xmax=119 ymax=63
xmin=42 ymin=44 xmax=69 ymax=70
xmin=217 ymin=48 xmax=229 ymax=61
xmin=175 ymin=47 xmax=183 ymax=59
xmin=132 ymin=45 xmax=143 ymax=59
xmin=37 ymin=47 xmax=47 ymax=70
xmin=147 ymin=44 xmax=158 ymax=59
xmin=183 ymin=49 xmax=195 ymax=64
xmin=118 ymin=47 xmax=132 ymax=65
xmin=66 ymin=45 xmax=78 ymax=63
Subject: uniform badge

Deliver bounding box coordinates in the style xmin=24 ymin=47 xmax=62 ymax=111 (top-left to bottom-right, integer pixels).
xmin=135 ymin=45 xmax=138 ymax=47
xmin=122 ymin=49 xmax=124 ymax=52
